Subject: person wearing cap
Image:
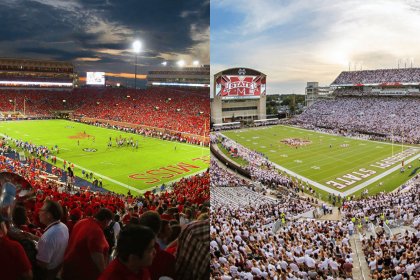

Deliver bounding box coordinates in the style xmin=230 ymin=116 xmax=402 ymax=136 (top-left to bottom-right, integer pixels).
xmin=0 ymin=213 xmax=33 ymax=280
xmin=98 ymin=225 xmax=156 ymax=280
xmin=67 ymin=208 xmax=83 ymax=235
xmin=343 ymin=259 xmax=353 ymax=278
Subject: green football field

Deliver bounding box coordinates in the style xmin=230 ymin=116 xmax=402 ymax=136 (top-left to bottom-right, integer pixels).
xmin=219 ymin=125 xmax=420 ymax=198
xmin=1 ymin=120 xmax=209 ymax=195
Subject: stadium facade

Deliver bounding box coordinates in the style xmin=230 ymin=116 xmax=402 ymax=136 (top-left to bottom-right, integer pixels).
xmin=211 ymin=67 xmax=267 ymax=124
xmin=0 ymin=58 xmax=78 ymax=90
xmin=146 ymin=65 xmax=210 ymax=88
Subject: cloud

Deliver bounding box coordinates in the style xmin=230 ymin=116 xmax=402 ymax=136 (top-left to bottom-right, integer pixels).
xmin=0 ymin=0 xmax=209 ymax=88
xmin=106 ymin=73 xmax=147 ymax=79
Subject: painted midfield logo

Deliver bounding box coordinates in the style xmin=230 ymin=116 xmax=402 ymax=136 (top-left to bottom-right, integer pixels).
xmin=68 ymin=133 xmax=94 ymax=139
xmin=83 ymin=148 xmax=98 ymax=152
xmin=340 ymin=144 xmax=350 ymax=147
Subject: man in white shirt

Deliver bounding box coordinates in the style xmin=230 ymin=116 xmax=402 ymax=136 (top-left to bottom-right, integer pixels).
xmin=21 ymin=200 xmax=69 ymax=280
xmin=329 ymin=258 xmax=339 ymax=277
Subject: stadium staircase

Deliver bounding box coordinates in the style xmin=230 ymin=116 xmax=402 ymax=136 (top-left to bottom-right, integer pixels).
xmin=350 ymin=234 xmax=372 ymax=280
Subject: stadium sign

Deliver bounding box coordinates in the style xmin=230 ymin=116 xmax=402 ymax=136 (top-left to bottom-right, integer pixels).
xmin=83 ymin=148 xmax=97 ymax=152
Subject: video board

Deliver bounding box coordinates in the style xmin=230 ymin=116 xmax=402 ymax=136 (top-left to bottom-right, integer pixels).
xmin=215 ymin=75 xmax=266 ymax=99
xmin=86 ymin=72 xmax=105 ymax=85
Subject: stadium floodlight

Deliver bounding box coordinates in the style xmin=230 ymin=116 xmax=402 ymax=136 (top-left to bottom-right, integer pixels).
xmin=177 ymin=60 xmax=185 ymax=67
xmin=162 ymin=61 xmax=167 ymax=66
xmin=193 ymin=60 xmax=199 ymax=66
xmin=133 ymin=41 xmax=141 ymax=53
xmin=117 ymin=83 xmax=120 ymax=87
xmin=133 ymin=40 xmax=141 ymax=90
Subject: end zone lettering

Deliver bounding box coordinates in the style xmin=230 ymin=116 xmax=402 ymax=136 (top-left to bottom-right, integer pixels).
xmin=326 ymin=168 xmax=376 ymax=189
xmin=129 ymin=158 xmax=209 ymax=183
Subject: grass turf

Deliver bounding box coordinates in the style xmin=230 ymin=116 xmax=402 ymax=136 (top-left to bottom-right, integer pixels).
xmin=1 ymin=119 xmax=209 ymax=194
xmin=218 ymin=125 xmax=420 ymax=200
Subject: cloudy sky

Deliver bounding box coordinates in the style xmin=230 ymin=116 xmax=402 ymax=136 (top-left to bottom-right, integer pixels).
xmin=211 ymin=0 xmax=420 ymax=96
xmin=0 ymin=0 xmax=209 ymax=88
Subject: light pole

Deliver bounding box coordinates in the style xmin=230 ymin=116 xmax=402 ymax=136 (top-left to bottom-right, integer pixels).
xmin=133 ymin=41 xmax=141 ymax=89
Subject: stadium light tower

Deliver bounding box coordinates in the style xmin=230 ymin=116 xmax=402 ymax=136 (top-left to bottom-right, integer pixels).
xmin=193 ymin=60 xmax=199 ymax=66
xmin=133 ymin=41 xmax=141 ymax=89
xmin=177 ymin=60 xmax=185 ymax=67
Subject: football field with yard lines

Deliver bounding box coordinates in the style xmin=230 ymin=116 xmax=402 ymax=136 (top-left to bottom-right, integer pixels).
xmin=1 ymin=120 xmax=209 ymax=194
xmin=218 ymin=125 xmax=420 ymax=198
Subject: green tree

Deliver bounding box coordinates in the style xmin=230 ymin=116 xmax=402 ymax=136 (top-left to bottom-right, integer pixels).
xmin=290 ymin=105 xmax=296 ymax=115
xmin=266 ymin=105 xmax=273 ymax=115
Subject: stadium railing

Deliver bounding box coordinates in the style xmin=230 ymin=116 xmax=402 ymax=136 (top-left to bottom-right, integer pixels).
xmin=210 ymin=144 xmax=251 ymax=179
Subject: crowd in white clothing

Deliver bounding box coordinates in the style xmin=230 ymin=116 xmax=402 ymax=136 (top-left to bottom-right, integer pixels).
xmin=294 ymin=96 xmax=420 ymax=143
xmin=332 ymin=68 xmax=420 ymax=84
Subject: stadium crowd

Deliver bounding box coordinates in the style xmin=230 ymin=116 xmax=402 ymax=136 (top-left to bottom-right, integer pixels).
xmin=0 ymin=152 xmax=210 ymax=280
xmin=332 ymin=68 xmax=420 ymax=84
xmin=210 ymin=159 xmax=356 ymax=280
xmin=0 ymin=87 xmax=209 ymax=136
xmin=211 ymin=155 xmax=420 ymax=279
xmin=293 ymin=96 xmax=420 ymax=143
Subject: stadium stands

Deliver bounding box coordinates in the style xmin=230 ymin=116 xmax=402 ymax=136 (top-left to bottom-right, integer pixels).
xmin=293 ymin=96 xmax=420 ymax=144
xmin=332 ymin=68 xmax=420 ymax=84
xmin=2 ymin=149 xmax=209 ymax=280
xmin=0 ymin=87 xmax=209 ymax=136
xmin=210 ymin=150 xmax=420 ymax=279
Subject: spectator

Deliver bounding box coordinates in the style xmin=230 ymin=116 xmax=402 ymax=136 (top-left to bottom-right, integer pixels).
xmin=0 ymin=213 xmax=33 ymax=280
xmin=98 ymin=225 xmax=156 ymax=280
xmin=61 ymin=208 xmax=113 ymax=280
xmin=156 ymin=220 xmax=171 ymax=250
xmin=174 ymin=219 xmax=210 ymax=280
xmin=138 ymin=211 xmax=175 ymax=280
xmin=20 ymin=200 xmax=69 ymax=280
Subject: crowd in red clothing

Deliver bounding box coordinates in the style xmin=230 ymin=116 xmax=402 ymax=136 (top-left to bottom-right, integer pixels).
xmin=0 ymin=87 xmax=209 ymax=136
xmin=0 ymin=151 xmax=210 ymax=279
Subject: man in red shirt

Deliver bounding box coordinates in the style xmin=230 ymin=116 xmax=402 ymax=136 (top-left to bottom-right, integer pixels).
xmin=61 ymin=208 xmax=113 ymax=280
xmin=122 ymin=207 xmax=134 ymax=225
xmin=98 ymin=225 xmax=156 ymax=280
xmin=0 ymin=213 xmax=33 ymax=280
